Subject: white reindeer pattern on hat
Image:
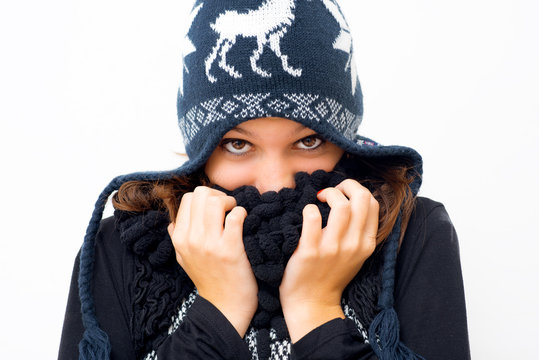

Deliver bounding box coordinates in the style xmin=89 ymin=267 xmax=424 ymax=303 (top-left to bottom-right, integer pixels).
xmin=181 ymin=0 xmax=359 ymax=96
xmin=205 ymin=0 xmax=302 ymax=83
xmin=179 ymin=3 xmax=204 ymax=96
xmin=320 ymin=0 xmax=359 ymax=95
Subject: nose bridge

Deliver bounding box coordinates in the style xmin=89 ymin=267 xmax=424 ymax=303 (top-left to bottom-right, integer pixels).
xmin=256 ymin=154 xmax=296 ymax=193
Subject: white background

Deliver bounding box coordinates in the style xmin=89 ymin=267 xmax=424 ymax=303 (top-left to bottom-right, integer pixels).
xmin=1 ymin=0 xmax=538 ymax=358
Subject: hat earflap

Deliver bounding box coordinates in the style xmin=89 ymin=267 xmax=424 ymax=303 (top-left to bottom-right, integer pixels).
xmin=76 ymin=165 xmax=195 ymax=360
xmin=78 ymin=180 xmax=119 ymax=360
xmin=368 ymin=214 xmax=425 ymax=360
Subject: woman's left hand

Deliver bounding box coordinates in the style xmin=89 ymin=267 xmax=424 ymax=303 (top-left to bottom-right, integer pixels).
xmin=279 ymin=179 xmax=379 ymax=342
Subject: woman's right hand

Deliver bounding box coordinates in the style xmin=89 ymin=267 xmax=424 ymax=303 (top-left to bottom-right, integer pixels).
xmin=167 ymin=186 xmax=258 ymax=337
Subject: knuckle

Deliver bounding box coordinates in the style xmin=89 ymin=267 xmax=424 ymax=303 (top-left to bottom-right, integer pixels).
xmin=236 ymin=206 xmax=247 ymax=217
xmin=356 ymin=188 xmax=372 ymax=201
xmin=303 ymin=204 xmax=321 ymax=221
xmin=193 ymin=186 xmax=209 ymax=195
xmin=350 ymin=189 xmax=373 ymax=210
xmin=305 ymin=213 xmax=320 ymax=224
xmin=172 ymin=233 xmax=186 ymax=251
xmin=227 ymin=195 xmax=238 ymax=206
xmin=333 ymin=201 xmax=351 ymax=213
xmin=180 ymin=192 xmax=193 ymax=203
xmin=337 ymin=179 xmax=361 ymax=192
xmin=209 ymin=187 xmax=227 ymax=196
xmin=361 ymin=236 xmax=377 ymax=256
xmin=226 ymin=214 xmax=241 ymax=224
xmin=219 ymin=251 xmax=237 ymax=263
xmin=342 ymin=178 xmax=359 ymax=187
xmin=207 ymin=195 xmax=224 ymax=207
xmin=226 ymin=210 xmax=245 ymax=224
xmin=321 ymin=243 xmax=340 ymax=258
xmin=206 ymin=241 xmax=236 ymax=262
xmin=201 ymin=243 xmax=216 ymax=256
xmin=370 ymin=197 xmax=380 ymax=211
xmin=298 ymin=247 xmax=318 ymax=261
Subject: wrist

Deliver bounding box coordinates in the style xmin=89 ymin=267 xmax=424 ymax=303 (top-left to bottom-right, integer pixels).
xmin=282 ymin=302 xmax=345 ymax=343
xmin=201 ymin=295 xmax=257 ymax=337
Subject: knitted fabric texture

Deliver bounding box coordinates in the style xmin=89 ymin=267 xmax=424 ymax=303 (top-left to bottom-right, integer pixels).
xmin=114 ymin=165 xmax=385 ymax=359
xmin=76 ymin=0 xmax=424 ymax=358
xmin=213 ymin=168 xmax=379 ymax=358
xmin=114 ymin=210 xmax=194 ymax=358
xmin=172 ymin=0 xmax=422 ymax=199
xmin=177 ymin=0 xmax=366 ymax=169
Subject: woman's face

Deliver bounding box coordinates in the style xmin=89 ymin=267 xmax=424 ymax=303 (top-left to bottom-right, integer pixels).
xmin=204 ymin=117 xmax=345 ymax=193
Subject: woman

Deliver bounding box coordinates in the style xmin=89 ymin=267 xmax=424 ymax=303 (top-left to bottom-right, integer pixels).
xmin=59 ymin=1 xmax=470 ymax=359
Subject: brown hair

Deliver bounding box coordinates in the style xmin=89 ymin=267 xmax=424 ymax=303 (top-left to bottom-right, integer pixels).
xmin=111 ymin=154 xmax=418 ymax=245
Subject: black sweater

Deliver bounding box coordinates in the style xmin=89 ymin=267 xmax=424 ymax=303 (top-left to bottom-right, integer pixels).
xmin=59 ymin=197 xmax=470 ymax=359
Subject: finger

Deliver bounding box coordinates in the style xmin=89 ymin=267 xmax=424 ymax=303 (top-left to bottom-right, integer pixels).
xmin=365 ymin=196 xmax=380 ymax=246
xmin=196 ymin=185 xmax=229 ymax=197
xmin=297 ymin=204 xmax=322 ymax=255
xmin=173 ymin=192 xmax=193 ymax=237
xmin=206 ymin=195 xmax=238 ymax=237
xmin=170 ymin=193 xmax=193 ymax=263
xmin=336 ymin=179 xmax=379 ymax=251
xmin=335 ymin=179 xmax=374 ymax=231
xmin=223 ymin=206 xmax=248 ymax=248
xmin=190 ymin=186 xmax=224 ymax=236
xmin=350 ymin=196 xmax=379 ymax=258
xmin=335 ymin=179 xmax=366 ymax=199
xmin=175 ymin=192 xmax=193 ymax=223
xmin=317 ymin=187 xmax=351 ymax=238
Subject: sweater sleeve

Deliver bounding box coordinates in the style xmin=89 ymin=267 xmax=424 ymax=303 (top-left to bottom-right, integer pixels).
xmin=58 ymin=217 xmax=137 ymax=359
xmin=394 ymin=198 xmax=471 ymax=359
xmin=290 ymin=197 xmax=470 ymax=360
xmin=60 ymin=198 xmax=469 ymax=359
xmin=154 ymin=296 xmax=252 ymax=359
xmin=58 ymin=217 xmax=252 ymax=360
xmin=291 ymin=318 xmax=373 ymax=360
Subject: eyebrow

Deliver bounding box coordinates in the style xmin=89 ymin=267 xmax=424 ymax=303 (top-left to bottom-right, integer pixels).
xmin=229 ymin=123 xmax=311 ymax=139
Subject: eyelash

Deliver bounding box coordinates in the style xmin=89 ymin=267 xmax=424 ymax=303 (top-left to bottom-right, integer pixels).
xmin=220 ymin=135 xmax=326 ymax=156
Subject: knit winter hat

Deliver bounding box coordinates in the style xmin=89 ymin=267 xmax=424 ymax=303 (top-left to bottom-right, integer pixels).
xmin=77 ymin=1 xmax=423 ymax=359
xmin=174 ymin=0 xmax=421 ymax=178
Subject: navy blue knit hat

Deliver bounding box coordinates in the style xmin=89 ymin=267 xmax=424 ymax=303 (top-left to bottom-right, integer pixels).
xmin=77 ymin=1 xmax=423 ymax=359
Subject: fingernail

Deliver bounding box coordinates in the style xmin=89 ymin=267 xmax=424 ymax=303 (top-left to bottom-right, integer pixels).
xmin=317 ymin=189 xmax=324 ymax=196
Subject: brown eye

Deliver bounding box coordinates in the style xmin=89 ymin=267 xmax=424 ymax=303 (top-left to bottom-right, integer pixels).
xmin=230 ymin=140 xmax=246 ymax=149
xmin=222 ymin=139 xmax=252 ymax=155
xmin=297 ymin=135 xmax=323 ymax=150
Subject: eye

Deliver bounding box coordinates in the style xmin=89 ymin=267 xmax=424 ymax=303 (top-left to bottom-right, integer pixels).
xmin=297 ymin=135 xmax=324 ymax=150
xmin=221 ymin=139 xmax=252 ymax=155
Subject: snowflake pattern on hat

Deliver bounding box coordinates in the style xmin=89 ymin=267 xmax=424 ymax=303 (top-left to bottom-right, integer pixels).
xmin=179 ymin=93 xmax=360 ymax=145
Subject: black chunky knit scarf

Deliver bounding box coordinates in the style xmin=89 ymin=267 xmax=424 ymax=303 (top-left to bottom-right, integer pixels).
xmin=114 ymin=160 xmax=384 ymax=358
